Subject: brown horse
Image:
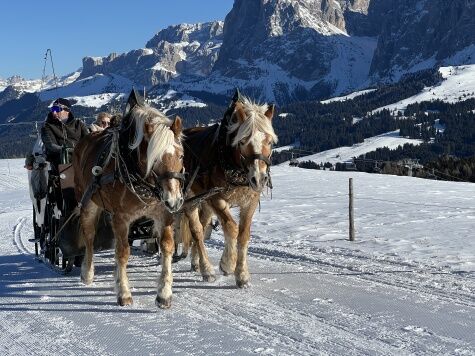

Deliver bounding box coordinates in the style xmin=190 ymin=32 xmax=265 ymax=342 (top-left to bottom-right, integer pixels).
xmin=73 ymin=90 xmax=184 ymax=308
xmin=178 ymin=91 xmax=278 ymax=287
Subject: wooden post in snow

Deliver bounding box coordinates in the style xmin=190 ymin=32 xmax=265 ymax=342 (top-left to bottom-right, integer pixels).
xmin=349 ymin=178 xmax=355 ymax=241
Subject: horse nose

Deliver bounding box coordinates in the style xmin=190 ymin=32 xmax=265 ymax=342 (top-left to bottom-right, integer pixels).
xmin=164 ymin=200 xmax=173 ymax=211
xmin=164 ymin=197 xmax=184 ymax=212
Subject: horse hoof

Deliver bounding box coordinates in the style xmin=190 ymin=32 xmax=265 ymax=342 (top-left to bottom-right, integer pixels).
xmin=156 ymin=296 xmax=172 ymax=309
xmin=117 ymin=296 xmax=133 ymax=306
xmin=202 ymin=274 xmax=216 ymax=283
xmin=219 ymin=263 xmax=234 ymax=276
xmin=191 ymin=263 xmax=200 ymax=272
xmin=236 ymin=279 xmax=251 ymax=289
xmin=80 ymin=274 xmax=93 ymax=285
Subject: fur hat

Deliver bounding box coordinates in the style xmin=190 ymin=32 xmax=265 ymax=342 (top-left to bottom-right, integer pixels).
xmin=53 ymin=98 xmax=71 ymax=109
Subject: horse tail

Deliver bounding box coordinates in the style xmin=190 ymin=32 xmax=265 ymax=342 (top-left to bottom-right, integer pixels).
xmin=175 ymin=213 xmax=192 ymax=259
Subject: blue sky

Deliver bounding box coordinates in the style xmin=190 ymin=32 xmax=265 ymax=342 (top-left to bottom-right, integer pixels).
xmin=0 ymin=0 xmax=233 ymax=79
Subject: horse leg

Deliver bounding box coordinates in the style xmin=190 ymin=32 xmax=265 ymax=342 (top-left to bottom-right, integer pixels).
xmin=190 ymin=241 xmax=200 ymax=272
xmin=79 ymin=201 xmax=101 ymax=285
xmin=235 ymin=199 xmax=259 ymax=288
xmin=211 ymin=199 xmax=238 ymax=276
xmin=186 ymin=208 xmax=216 ymax=282
xmin=200 ymin=202 xmax=214 ymax=241
xmin=156 ymin=223 xmax=174 ymax=309
xmin=111 ymin=213 xmax=133 ymax=306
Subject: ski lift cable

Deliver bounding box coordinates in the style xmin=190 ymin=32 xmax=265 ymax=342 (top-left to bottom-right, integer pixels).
xmin=28 ymin=49 xmax=59 ymax=136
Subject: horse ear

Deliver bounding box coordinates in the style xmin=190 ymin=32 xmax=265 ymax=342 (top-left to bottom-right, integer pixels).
xmin=171 ymin=116 xmax=182 ymax=137
xmin=230 ymin=88 xmax=241 ymax=107
xmin=124 ymin=88 xmax=145 ymax=114
xmin=233 ymin=102 xmax=246 ymax=123
xmin=265 ymin=104 xmax=275 ymax=120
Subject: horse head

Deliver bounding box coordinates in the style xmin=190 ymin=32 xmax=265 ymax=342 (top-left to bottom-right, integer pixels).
xmin=227 ymin=93 xmax=278 ymax=192
xmin=125 ymin=90 xmax=185 ymax=212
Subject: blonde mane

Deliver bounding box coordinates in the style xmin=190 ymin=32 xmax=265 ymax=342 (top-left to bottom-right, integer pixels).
xmin=228 ymin=97 xmax=278 ymax=147
xmin=128 ymin=105 xmax=181 ymax=175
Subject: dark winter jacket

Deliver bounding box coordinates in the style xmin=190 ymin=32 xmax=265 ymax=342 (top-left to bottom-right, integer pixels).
xmin=41 ymin=112 xmax=88 ymax=165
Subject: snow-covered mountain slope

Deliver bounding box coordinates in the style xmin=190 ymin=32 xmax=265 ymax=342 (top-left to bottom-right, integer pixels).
xmin=4 ymin=1 xmax=475 ymax=107
xmin=38 ymin=73 xmax=133 ymax=105
xmin=373 ymin=64 xmax=475 ymax=114
xmin=80 ymin=22 xmax=224 ymax=87
xmin=0 ymin=158 xmax=474 ymax=354
xmin=292 ymin=130 xmax=422 ymax=164
xmin=321 ymin=88 xmax=377 ymax=104
xmin=0 ymin=72 xmax=80 ymax=94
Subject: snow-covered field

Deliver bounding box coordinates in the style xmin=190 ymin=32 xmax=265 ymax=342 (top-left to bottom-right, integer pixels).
xmin=0 ymin=158 xmax=474 ymax=355
xmin=297 ymin=130 xmax=423 ymax=164
xmin=373 ymin=64 xmax=475 ymax=114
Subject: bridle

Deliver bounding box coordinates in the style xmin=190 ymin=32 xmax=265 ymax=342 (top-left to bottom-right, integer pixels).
xmin=238 ymin=152 xmax=272 ymax=171
xmin=149 ymin=169 xmax=186 ymax=201
xmin=220 ymin=105 xmax=274 ymax=189
xmin=116 ymin=113 xmax=186 ymax=205
xmin=235 ymin=147 xmax=273 ymax=189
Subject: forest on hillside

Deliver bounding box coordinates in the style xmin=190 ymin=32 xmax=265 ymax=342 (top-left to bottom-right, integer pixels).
xmin=1 ymin=67 xmax=474 ymax=183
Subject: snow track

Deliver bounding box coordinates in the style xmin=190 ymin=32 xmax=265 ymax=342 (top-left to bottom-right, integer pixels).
xmin=1 ymin=160 xmax=474 ymax=355
xmin=0 ymin=214 xmax=472 ymax=355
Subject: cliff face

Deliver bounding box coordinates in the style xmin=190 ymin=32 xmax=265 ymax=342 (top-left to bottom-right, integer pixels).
xmin=210 ymin=0 xmax=475 ymax=101
xmin=210 ymin=0 xmax=375 ymax=101
xmin=368 ymin=0 xmax=475 ymax=80
xmin=80 ymin=22 xmax=224 ymax=86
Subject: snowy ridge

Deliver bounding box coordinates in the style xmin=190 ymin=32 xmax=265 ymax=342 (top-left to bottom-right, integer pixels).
xmin=321 ymin=88 xmax=377 ymax=104
xmin=373 ymin=64 xmax=475 ymax=114
xmin=293 ymin=130 xmax=423 ymax=164
xmin=38 ymin=73 xmax=133 ymax=105
xmin=0 ymin=72 xmax=80 ymax=94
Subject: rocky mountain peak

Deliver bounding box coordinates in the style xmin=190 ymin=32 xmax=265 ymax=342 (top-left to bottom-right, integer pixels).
xmin=80 ymin=21 xmax=224 ymax=86
xmin=146 ymin=22 xmax=223 ymax=48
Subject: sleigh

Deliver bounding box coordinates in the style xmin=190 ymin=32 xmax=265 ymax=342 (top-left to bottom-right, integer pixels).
xmin=29 ymin=147 xmax=157 ymax=274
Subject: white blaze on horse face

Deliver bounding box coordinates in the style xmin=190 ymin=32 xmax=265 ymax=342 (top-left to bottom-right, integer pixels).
xmin=159 ymin=150 xmax=184 ymax=213
xmin=161 ymin=178 xmax=183 ymax=212
xmin=250 ymin=131 xmax=265 ymax=154
xmin=246 ymin=131 xmax=268 ymax=191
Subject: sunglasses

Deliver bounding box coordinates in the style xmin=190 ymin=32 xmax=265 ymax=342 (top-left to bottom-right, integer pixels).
xmin=51 ymin=105 xmax=69 ymax=113
xmin=51 ymin=105 xmax=63 ymax=113
xmin=100 ymin=121 xmax=110 ymax=126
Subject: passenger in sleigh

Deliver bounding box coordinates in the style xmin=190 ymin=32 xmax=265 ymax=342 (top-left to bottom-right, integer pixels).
xmin=41 ymin=98 xmax=88 ymax=170
xmin=89 ymin=112 xmax=111 ymax=132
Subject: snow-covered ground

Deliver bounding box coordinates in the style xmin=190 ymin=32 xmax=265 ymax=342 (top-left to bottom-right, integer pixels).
xmin=321 ymin=89 xmax=377 ymax=104
xmin=373 ymin=64 xmax=475 ymax=114
xmin=297 ymin=130 xmax=423 ymax=164
xmin=0 ymin=158 xmax=474 ymax=355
